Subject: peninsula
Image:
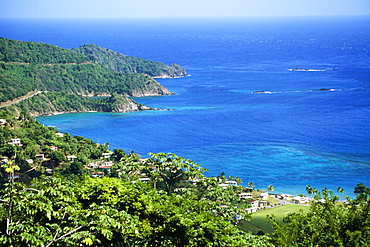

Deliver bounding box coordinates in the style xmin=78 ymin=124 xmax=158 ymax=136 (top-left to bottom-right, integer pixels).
xmin=0 ymin=37 xmax=187 ymax=116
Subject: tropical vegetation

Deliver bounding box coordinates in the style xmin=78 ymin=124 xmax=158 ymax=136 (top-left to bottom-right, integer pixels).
xmin=1 ymin=37 xmax=370 ymax=246
xmin=0 ymin=37 xmax=187 ymax=116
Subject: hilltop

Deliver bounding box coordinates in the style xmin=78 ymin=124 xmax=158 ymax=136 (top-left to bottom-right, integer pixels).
xmin=0 ymin=37 xmax=187 ymax=116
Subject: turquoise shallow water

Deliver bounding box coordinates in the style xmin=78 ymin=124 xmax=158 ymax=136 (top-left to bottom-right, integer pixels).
xmin=2 ymin=16 xmax=369 ymax=197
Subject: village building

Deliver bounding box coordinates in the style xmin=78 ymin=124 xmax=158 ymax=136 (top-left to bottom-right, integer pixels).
xmin=259 ymin=192 xmax=269 ymax=200
xmin=5 ymin=172 xmax=21 ymax=180
xmin=138 ymin=177 xmax=150 ymax=183
xmin=8 ymin=138 xmax=22 ymax=146
xmin=48 ymin=146 xmax=59 ymax=151
xmin=292 ymin=196 xmax=311 ymax=204
xmin=91 ymin=171 xmax=105 ymax=177
xmin=101 ymin=152 xmax=113 ymax=159
xmin=0 ymin=156 xmax=9 ymax=164
xmin=55 ymin=132 xmax=64 ymax=137
xmin=66 ymin=155 xmax=77 ymax=162
xmin=35 ymin=154 xmax=45 ymax=161
xmin=98 ymin=165 xmax=112 ymax=172
xmin=88 ymin=160 xmax=113 ymax=169
xmin=238 ymin=192 xmax=253 ymax=199
xmin=219 ymin=180 xmax=238 ymax=188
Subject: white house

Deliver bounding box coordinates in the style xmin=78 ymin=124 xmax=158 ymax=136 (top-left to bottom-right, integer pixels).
xmin=138 ymin=177 xmax=150 ymax=183
xmin=0 ymin=156 xmax=9 ymax=164
xmin=91 ymin=171 xmax=105 ymax=177
xmin=238 ymin=193 xmax=253 ymax=199
xmin=55 ymin=132 xmax=64 ymax=137
xmin=8 ymin=138 xmax=22 ymax=146
xmin=280 ymin=194 xmax=295 ymax=200
xmin=219 ymin=180 xmax=238 ymax=188
xmin=246 ymin=199 xmax=260 ymax=208
xmin=88 ymin=160 xmax=113 ymax=169
xmin=259 ymin=192 xmax=269 ymax=200
xmin=292 ymin=196 xmax=311 ymax=204
xmin=245 ymin=207 xmax=258 ymax=214
xmin=48 ymin=146 xmax=59 ymax=151
xmin=101 ymin=152 xmax=113 ymax=159
xmin=66 ymin=155 xmax=77 ymax=162
xmin=225 ymin=180 xmax=238 ymax=186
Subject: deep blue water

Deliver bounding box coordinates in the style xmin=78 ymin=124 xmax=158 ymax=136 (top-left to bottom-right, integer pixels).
xmin=1 ymin=16 xmax=370 ymax=196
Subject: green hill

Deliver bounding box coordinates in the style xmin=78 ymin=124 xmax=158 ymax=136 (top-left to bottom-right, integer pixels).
xmin=74 ymin=44 xmax=187 ymax=78
xmin=0 ymin=37 xmax=186 ymax=116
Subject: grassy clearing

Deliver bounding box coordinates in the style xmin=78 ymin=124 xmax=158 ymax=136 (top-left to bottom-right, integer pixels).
xmin=238 ymin=204 xmax=309 ymax=234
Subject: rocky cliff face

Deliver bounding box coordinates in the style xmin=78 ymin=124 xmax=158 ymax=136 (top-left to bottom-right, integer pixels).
xmin=129 ymin=80 xmax=174 ymax=97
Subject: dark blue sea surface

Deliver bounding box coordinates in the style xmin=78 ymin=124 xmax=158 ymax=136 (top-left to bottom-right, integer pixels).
xmin=2 ymin=16 xmax=369 ymax=196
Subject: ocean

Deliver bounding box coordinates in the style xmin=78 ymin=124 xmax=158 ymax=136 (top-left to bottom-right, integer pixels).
xmin=1 ymin=16 xmax=369 ymax=196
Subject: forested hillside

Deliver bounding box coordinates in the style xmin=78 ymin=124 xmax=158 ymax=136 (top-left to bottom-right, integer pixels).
xmin=0 ymin=109 xmax=271 ymax=246
xmin=0 ymin=37 xmax=186 ymax=116
xmin=74 ymin=44 xmax=187 ymax=78
xmin=1 ymin=109 xmax=370 ymax=246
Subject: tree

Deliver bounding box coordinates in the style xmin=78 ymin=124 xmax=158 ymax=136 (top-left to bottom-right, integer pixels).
xmin=268 ymin=184 xmax=274 ymax=192
xmin=354 ymin=183 xmax=370 ymax=198
xmin=62 ymin=161 xmax=88 ymax=178
xmin=268 ymin=186 xmax=370 ymax=247
xmin=48 ymin=150 xmax=66 ymax=163
xmin=140 ymin=153 xmax=208 ymax=195
xmin=112 ymin=148 xmax=126 ymax=162
xmin=0 ymin=175 xmax=270 ymax=246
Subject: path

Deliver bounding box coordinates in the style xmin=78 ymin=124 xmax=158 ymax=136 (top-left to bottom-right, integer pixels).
xmin=0 ymin=91 xmax=43 ymax=108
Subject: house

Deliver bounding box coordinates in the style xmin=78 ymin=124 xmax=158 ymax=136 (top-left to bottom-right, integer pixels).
xmin=225 ymin=180 xmax=238 ymax=186
xmin=98 ymin=165 xmax=112 ymax=172
xmin=232 ymin=214 xmax=243 ymax=221
xmin=219 ymin=180 xmax=238 ymax=188
xmin=246 ymin=199 xmax=260 ymax=208
xmin=0 ymin=156 xmax=9 ymax=164
xmin=259 ymin=192 xmax=269 ymax=200
xmin=91 ymin=171 xmax=105 ymax=177
xmin=101 ymin=152 xmax=113 ymax=159
xmin=138 ymin=177 xmax=150 ymax=183
xmin=35 ymin=154 xmax=45 ymax=160
xmin=45 ymin=168 xmax=54 ymax=174
xmin=66 ymin=155 xmax=77 ymax=162
xmin=55 ymin=132 xmax=64 ymax=137
xmin=292 ymin=196 xmax=311 ymax=204
xmin=88 ymin=160 xmax=113 ymax=169
xmin=245 ymin=207 xmax=258 ymax=214
xmin=48 ymin=146 xmax=59 ymax=151
xmin=8 ymin=138 xmax=22 ymax=146
xmin=280 ymin=194 xmax=295 ymax=201
xmin=259 ymin=200 xmax=268 ymax=209
xmin=219 ymin=183 xmax=229 ymax=189
xmin=5 ymin=172 xmax=21 ymax=180
xmin=238 ymin=192 xmax=253 ymax=199
xmin=0 ymin=119 xmax=6 ymax=125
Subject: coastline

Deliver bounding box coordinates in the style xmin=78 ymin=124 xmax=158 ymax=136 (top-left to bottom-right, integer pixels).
xmin=32 ymin=106 xmax=171 ymax=118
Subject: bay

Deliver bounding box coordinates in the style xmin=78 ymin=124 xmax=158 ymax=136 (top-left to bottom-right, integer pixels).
xmin=2 ymin=16 xmax=370 ymax=196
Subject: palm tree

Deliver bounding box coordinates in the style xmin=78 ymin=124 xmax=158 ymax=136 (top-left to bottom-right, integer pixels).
xmin=268 ymin=184 xmax=274 ymax=193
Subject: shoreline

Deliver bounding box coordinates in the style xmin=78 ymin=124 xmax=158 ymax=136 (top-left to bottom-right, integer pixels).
xmin=33 ymin=107 xmax=172 ymax=118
